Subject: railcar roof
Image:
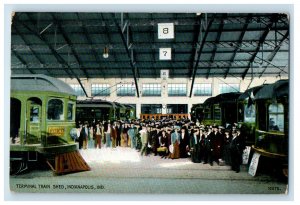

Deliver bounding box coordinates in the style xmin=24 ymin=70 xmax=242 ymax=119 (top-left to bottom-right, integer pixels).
xmin=11 ymin=74 xmax=76 ymax=95
xmin=255 ymin=79 xmax=289 ymax=100
xmin=204 ymin=92 xmax=241 ymax=105
xmin=238 ymin=85 xmax=265 ymax=100
xmin=76 ymin=99 xmax=115 ymax=107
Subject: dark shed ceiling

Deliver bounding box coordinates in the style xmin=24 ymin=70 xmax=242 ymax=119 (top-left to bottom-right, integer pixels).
xmin=11 ymin=12 xmax=289 ymax=79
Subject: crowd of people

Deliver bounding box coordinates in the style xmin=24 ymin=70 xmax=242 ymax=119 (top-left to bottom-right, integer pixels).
xmin=76 ymin=118 xmax=246 ymax=173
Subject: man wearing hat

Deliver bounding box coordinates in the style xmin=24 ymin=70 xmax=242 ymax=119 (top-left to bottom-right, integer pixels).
xmin=94 ymin=121 xmax=103 ymax=149
xmin=140 ymin=125 xmax=149 ymax=156
xmin=222 ymin=129 xmax=232 ymax=165
xmin=199 ymin=127 xmax=205 ymax=163
xmin=230 ymin=129 xmax=244 ymax=173
xmin=151 ymin=125 xmax=161 ymax=156
xmin=190 ymin=127 xmax=201 ymax=163
xmin=203 ymin=127 xmax=213 ymax=165
xmin=179 ymin=126 xmax=190 ymax=158
xmin=211 ymin=125 xmax=223 ymax=165
xmin=135 ymin=123 xmax=142 ymax=150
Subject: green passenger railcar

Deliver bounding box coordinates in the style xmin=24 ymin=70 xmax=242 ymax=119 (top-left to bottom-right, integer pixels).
xmin=76 ymin=100 xmax=136 ymax=125
xmin=10 ymin=74 xmax=89 ymax=174
xmin=202 ymin=92 xmax=241 ymax=126
xmin=190 ymin=103 xmax=204 ymax=123
xmin=237 ymin=85 xmax=265 ymax=146
xmin=252 ymin=80 xmax=289 ymax=163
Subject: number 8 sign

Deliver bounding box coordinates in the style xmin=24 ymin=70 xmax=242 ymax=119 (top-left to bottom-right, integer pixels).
xmin=158 ymin=23 xmax=174 ymax=39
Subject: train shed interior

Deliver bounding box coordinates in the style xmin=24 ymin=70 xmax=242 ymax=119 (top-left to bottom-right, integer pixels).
xmin=8 ymin=10 xmax=291 ymax=196
xmin=11 ymin=12 xmax=289 ymax=118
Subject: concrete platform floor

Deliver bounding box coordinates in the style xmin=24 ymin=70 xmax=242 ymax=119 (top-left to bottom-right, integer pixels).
xmin=10 ymin=147 xmax=288 ymax=195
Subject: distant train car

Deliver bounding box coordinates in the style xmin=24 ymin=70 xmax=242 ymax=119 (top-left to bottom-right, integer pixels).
xmin=76 ymin=100 xmax=136 ymax=125
xmin=202 ymin=92 xmax=241 ymax=126
xmin=10 ymin=74 xmax=90 ymax=175
xmin=76 ymin=100 xmax=115 ymax=124
xmin=114 ymin=102 xmax=127 ymax=121
xmin=190 ymin=103 xmax=204 ymax=123
xmin=123 ymin=104 xmax=136 ymax=120
xmin=252 ymin=80 xmax=289 ymax=173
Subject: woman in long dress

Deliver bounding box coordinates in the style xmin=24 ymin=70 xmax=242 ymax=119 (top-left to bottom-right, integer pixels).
xmin=88 ymin=125 xmax=95 ymax=149
xmin=169 ymin=126 xmax=180 ymax=159
xmin=157 ymin=130 xmax=169 ymax=159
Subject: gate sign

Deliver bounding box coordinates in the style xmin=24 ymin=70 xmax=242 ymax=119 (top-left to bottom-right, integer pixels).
xmin=248 ymin=152 xmax=261 ymax=176
xmin=160 ymin=70 xmax=169 ymax=80
xmin=159 ymin=48 xmax=172 ymax=60
xmin=158 ymin=23 xmax=174 ymax=39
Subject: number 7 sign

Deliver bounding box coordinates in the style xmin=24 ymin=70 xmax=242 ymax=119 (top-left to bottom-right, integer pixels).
xmin=159 ymin=48 xmax=172 ymax=60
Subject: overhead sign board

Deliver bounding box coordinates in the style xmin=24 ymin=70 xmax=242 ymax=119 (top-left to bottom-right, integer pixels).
xmin=160 ymin=70 xmax=169 ymax=80
xmin=159 ymin=48 xmax=172 ymax=60
xmin=158 ymin=23 xmax=174 ymax=39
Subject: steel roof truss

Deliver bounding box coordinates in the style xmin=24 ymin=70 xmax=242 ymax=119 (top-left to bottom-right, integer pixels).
xmin=189 ymin=14 xmax=215 ymax=97
xmin=242 ymin=14 xmax=278 ymax=79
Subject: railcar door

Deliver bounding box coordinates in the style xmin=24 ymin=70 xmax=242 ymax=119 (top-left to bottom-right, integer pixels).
xmin=26 ymin=98 xmax=42 ymax=144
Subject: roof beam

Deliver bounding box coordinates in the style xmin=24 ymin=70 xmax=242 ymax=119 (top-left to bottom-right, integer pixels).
xmin=128 ymin=25 xmax=140 ymax=78
xmin=12 ymin=24 xmax=50 ymax=74
xmin=15 ymin=13 xmax=88 ymax=97
xmin=12 ymin=27 xmax=289 ymax=36
xmin=258 ymin=30 xmax=289 ymax=78
xmin=224 ymin=14 xmax=252 ymax=79
xmin=12 ymin=24 xmax=45 ymax=64
xmin=11 ymin=41 xmax=288 ymax=51
xmin=114 ymin=13 xmax=140 ymax=97
xmin=207 ymin=15 xmax=226 ymax=79
xmin=51 ymin=14 xmax=89 ymax=79
xmin=24 ymin=71 xmax=283 ymax=79
xmin=16 ymin=14 xmax=73 ymax=77
xmin=242 ymin=14 xmax=278 ymax=79
xmin=101 ymin=13 xmax=124 ymax=78
xmin=11 ymin=59 xmax=287 ymax=72
xmin=188 ymin=15 xmax=202 ymax=78
xmin=189 ymin=15 xmax=215 ymax=98
xmin=13 ymin=14 xmax=288 ymax=27
xmin=11 ymin=50 xmax=35 ymax=74
xmin=77 ymin=13 xmax=105 ymax=79
xmin=15 ymin=65 xmax=287 ymax=71
xmin=151 ymin=13 xmax=158 ymax=78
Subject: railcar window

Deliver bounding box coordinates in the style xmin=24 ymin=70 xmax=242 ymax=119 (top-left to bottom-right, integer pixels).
xmin=30 ymin=107 xmax=39 ymax=123
xmin=268 ymin=103 xmax=284 ymax=132
xmin=244 ymin=104 xmax=256 ymax=123
xmin=67 ymin=103 xmax=74 ymax=121
xmin=204 ymin=107 xmax=211 ymax=119
xmin=47 ymin=99 xmax=64 ymax=120
xmin=213 ymin=104 xmax=221 ymax=120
